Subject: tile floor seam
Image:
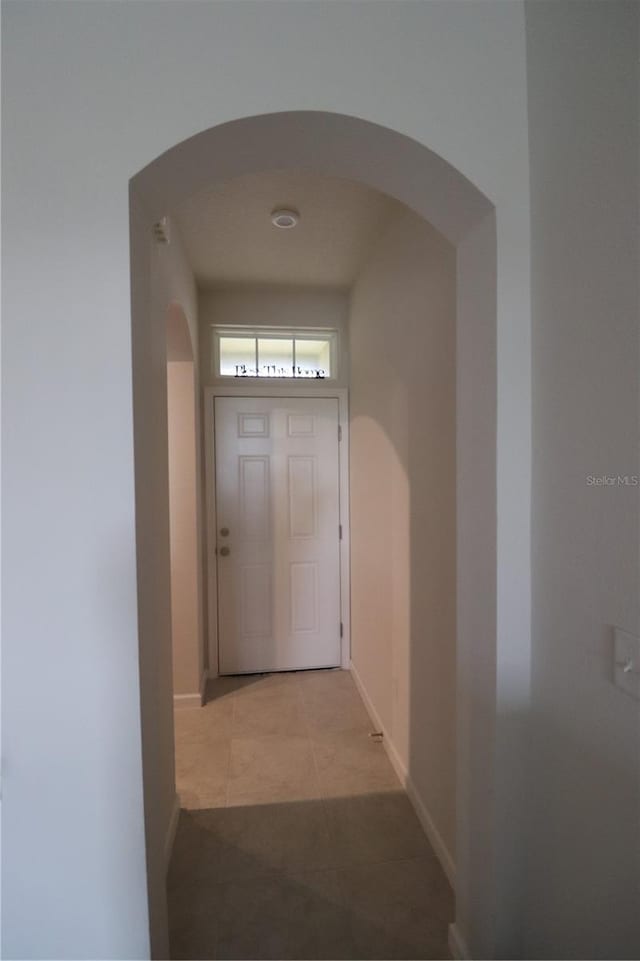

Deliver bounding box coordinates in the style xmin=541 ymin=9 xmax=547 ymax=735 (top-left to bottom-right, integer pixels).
xmin=338 ymin=853 xmax=444 ymax=871
xmin=223 ymin=693 xmax=237 ymax=809
xmin=306 ymin=705 xmax=335 ymax=854
xmin=304 ymin=695 xmax=325 ymax=776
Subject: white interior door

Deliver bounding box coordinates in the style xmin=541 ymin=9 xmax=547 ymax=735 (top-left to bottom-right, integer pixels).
xmin=215 ymin=396 xmax=342 ymax=674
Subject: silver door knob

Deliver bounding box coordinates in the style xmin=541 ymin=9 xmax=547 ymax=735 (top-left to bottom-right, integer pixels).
xmin=219 ymin=546 xmax=230 ymax=557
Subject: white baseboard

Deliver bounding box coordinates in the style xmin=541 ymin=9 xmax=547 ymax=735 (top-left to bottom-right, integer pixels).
xmin=164 ymin=793 xmax=180 ymax=874
xmin=403 ymin=763 xmax=456 ymax=888
xmin=173 ymin=691 xmax=202 ymax=710
xmin=448 ymin=922 xmax=471 ymax=960
xmin=349 ymin=659 xmax=456 ymax=889
xmin=173 ymin=671 xmax=208 ymax=710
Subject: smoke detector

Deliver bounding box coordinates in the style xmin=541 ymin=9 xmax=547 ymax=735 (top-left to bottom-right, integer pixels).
xmin=271 ymin=208 xmax=299 ymax=229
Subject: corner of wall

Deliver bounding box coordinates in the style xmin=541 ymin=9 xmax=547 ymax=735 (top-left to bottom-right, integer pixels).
xmin=164 ymin=793 xmax=181 ymax=875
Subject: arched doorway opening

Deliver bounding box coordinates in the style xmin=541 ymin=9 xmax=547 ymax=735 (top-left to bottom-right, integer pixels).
xmin=130 ymin=111 xmax=522 ymax=960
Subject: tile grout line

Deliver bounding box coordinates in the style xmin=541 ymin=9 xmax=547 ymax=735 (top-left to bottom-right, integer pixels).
xmin=299 ymin=677 xmax=329 ymax=806
xmin=299 ymin=672 xmax=412 ymax=948
xmin=222 ymin=687 xmax=238 ymax=810
xmin=300 ymin=678 xmax=341 ymax=875
xmin=293 ymin=671 xmax=328 ymax=812
xmin=213 ymin=682 xmax=236 ymax=961
xmin=304 ymin=677 xmax=352 ymax=895
xmin=291 ymin=677 xmax=352 ymax=941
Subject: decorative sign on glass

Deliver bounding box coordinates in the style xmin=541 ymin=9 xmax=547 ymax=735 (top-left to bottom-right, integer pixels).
xmin=217 ymin=333 xmax=333 ymax=379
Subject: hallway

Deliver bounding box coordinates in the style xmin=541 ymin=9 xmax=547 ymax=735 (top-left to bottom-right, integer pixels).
xmin=168 ymin=669 xmax=454 ymax=959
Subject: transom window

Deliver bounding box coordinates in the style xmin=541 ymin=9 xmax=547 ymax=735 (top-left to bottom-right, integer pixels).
xmin=214 ymin=330 xmax=336 ymax=380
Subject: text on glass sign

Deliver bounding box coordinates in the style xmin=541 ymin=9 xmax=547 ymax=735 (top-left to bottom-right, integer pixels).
xmin=234 ymin=364 xmax=326 ymax=379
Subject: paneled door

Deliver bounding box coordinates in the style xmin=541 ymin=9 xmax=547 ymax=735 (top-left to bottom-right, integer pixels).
xmin=214 ymin=396 xmax=342 ymax=674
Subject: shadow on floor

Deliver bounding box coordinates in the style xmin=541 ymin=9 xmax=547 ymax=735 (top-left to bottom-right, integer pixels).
xmin=167 ymin=792 xmax=453 ymax=960
xmin=204 ymin=673 xmax=275 ymax=704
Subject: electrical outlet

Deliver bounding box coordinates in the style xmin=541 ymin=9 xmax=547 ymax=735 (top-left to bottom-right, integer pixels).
xmin=613 ymin=627 xmax=640 ymax=700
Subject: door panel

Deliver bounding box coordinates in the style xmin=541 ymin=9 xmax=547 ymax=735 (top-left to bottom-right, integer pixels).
xmin=288 ymin=456 xmax=316 ymax=537
xmin=239 ymin=457 xmax=270 ymax=541
xmin=215 ymin=396 xmax=341 ymax=674
xmin=290 ymin=562 xmax=318 ymax=632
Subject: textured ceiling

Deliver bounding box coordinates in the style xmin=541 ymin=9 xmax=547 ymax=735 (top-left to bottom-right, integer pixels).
xmin=173 ymin=170 xmax=400 ymax=289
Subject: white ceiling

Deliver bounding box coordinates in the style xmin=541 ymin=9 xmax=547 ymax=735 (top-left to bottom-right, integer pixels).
xmin=173 ymin=170 xmax=400 ymax=289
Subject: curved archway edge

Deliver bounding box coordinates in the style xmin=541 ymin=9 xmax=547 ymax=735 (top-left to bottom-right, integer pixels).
xmin=166 ymin=301 xmax=195 ymax=363
xmin=130 ymin=111 xmax=525 ymax=961
xmin=132 ymin=111 xmax=493 ymax=243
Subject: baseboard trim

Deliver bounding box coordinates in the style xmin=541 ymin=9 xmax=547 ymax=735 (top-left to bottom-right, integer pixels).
xmin=404 ymin=764 xmax=456 ymax=888
xmin=173 ymin=691 xmax=202 ymax=710
xmin=349 ymin=659 xmax=456 ymax=889
xmin=164 ymin=793 xmax=180 ymax=874
xmin=448 ymin=922 xmax=471 ymax=960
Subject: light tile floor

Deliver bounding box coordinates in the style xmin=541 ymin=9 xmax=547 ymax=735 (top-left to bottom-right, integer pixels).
xmin=168 ymin=669 xmax=454 ymax=960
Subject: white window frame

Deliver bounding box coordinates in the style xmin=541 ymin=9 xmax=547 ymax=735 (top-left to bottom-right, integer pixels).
xmin=212 ymin=327 xmax=339 ymax=383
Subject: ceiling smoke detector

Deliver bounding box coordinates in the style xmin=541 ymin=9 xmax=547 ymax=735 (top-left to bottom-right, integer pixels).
xmin=271 ymin=208 xmax=300 ymax=229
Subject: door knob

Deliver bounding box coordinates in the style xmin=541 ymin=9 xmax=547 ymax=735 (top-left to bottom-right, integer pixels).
xmin=220 ymin=527 xmax=230 ymax=537
xmin=219 ymin=546 xmax=231 ymax=557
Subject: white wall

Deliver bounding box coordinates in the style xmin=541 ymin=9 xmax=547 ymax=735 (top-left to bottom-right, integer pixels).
xmin=199 ymin=286 xmax=349 ymax=387
xmin=2 ymin=3 xmax=530 ymax=957
xmin=142 ymin=225 xmax=201 ymax=957
xmin=129 ymin=208 xmax=200 ymax=958
xmin=454 ymin=211 xmax=499 ymax=955
xmin=525 ymin=3 xmax=640 ymax=957
xmin=349 ymin=207 xmax=457 ymax=863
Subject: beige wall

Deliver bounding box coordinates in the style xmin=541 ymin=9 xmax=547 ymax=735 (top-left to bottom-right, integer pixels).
xmin=350 ymin=207 xmax=457 ymax=862
xmin=164 ymin=232 xmax=206 ymax=689
xmin=167 ymin=359 xmax=203 ymax=698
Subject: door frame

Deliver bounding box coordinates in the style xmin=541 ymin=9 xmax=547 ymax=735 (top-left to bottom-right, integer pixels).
xmin=204 ymin=384 xmax=351 ymax=677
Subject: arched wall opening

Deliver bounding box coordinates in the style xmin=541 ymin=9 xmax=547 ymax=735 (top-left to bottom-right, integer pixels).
xmin=130 ymin=111 xmax=526 ymax=960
